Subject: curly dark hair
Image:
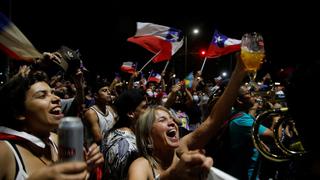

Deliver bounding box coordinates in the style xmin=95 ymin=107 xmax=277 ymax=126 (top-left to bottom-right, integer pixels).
xmin=0 ymin=69 xmax=48 ymax=129
xmin=112 ymin=89 xmax=145 ymax=129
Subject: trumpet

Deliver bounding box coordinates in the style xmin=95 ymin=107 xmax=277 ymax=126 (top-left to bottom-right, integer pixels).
xmin=252 ymin=107 xmax=307 ymax=162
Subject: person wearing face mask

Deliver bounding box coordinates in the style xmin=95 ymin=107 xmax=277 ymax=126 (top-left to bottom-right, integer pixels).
xmin=192 ymin=93 xmax=200 ymax=104
xmin=161 ymin=94 xmax=168 ymax=105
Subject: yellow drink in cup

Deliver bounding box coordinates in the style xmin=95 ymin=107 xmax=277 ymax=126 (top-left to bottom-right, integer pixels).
xmin=241 ymin=48 xmax=265 ymax=71
xmin=241 ymin=32 xmax=265 ymax=86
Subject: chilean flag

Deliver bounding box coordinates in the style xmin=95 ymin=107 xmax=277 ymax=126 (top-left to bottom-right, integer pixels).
xmin=127 ymin=22 xmax=184 ymax=63
xmin=0 ymin=12 xmax=42 ymax=61
xmin=120 ymin=61 xmax=136 ymax=74
xmin=206 ymin=30 xmax=241 ymax=58
xmin=148 ymin=72 xmax=162 ymax=83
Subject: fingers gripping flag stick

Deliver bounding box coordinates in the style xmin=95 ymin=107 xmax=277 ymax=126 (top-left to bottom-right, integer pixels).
xmin=127 ymin=22 xmax=184 ymax=63
xmin=0 ymin=12 xmax=42 ymax=61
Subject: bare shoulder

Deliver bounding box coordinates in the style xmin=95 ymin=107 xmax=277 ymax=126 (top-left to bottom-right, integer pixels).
xmin=84 ymin=107 xmax=96 ymax=116
xmin=84 ymin=108 xmax=98 ymax=119
xmin=83 ymin=108 xmax=99 ymax=125
xmin=0 ymin=141 xmax=15 ymax=161
xmin=128 ymin=157 xmax=153 ymax=179
xmin=0 ymin=141 xmax=16 ymax=179
xmin=131 ymin=157 xmax=149 ymax=166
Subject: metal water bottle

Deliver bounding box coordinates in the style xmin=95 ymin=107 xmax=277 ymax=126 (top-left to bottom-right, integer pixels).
xmin=58 ymin=117 xmax=84 ymax=162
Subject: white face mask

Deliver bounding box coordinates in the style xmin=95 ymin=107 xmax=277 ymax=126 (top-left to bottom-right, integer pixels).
xmin=201 ymin=94 xmax=209 ymax=102
xmin=161 ymin=97 xmax=168 ymax=104
xmin=192 ymin=95 xmax=200 ymax=103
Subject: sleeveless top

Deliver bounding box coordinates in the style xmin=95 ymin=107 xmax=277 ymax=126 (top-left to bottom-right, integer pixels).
xmin=0 ymin=126 xmax=58 ymax=180
xmin=151 ymin=167 xmax=160 ymax=180
xmin=149 ymin=159 xmax=161 ymax=180
xmin=85 ymin=105 xmax=117 ymax=145
xmin=4 ymin=140 xmax=28 ymax=180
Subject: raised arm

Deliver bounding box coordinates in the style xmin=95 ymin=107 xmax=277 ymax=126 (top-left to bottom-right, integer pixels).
xmin=191 ymin=71 xmax=202 ymax=92
xmin=66 ymin=69 xmax=85 ymax=116
xmin=128 ymin=72 xmax=139 ymax=89
xmin=164 ymin=82 xmax=181 ymax=108
xmin=160 ymin=71 xmax=167 ymax=92
xmin=178 ymin=54 xmax=247 ymax=154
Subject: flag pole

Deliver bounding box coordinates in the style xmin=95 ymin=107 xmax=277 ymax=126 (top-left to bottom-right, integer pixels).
xmin=200 ymin=57 xmax=208 ymax=73
xmin=135 ymin=61 xmax=138 ymax=72
xmin=148 ymin=69 xmax=154 ymax=80
xmin=162 ymin=60 xmax=170 ymax=73
xmin=138 ymin=51 xmax=161 ymax=73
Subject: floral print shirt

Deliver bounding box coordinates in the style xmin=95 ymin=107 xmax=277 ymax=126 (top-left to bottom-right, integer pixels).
xmin=102 ymin=129 xmax=138 ymax=180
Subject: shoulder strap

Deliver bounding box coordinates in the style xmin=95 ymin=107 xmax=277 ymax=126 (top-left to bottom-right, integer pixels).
xmin=3 ymin=141 xmax=28 ymax=179
xmin=147 ymin=159 xmax=157 ymax=179
xmin=90 ymin=106 xmax=100 ymax=116
xmin=89 ymin=106 xmax=103 ymax=126
xmin=5 ymin=141 xmax=26 ymax=171
xmin=151 ymin=165 xmax=156 ymax=179
xmin=229 ymin=112 xmax=244 ymax=121
xmin=215 ymin=112 xmax=244 ymax=142
xmin=221 ymin=112 xmax=244 ymax=127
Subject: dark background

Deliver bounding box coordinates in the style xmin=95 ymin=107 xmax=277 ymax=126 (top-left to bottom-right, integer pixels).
xmin=0 ymin=1 xmax=318 ymax=82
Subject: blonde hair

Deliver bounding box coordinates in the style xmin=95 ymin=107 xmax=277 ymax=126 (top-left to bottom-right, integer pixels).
xmin=135 ymin=105 xmax=179 ymax=169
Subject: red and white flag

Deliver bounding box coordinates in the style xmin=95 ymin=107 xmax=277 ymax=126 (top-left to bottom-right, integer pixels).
xmin=120 ymin=61 xmax=136 ymax=74
xmin=127 ymin=22 xmax=184 ymax=63
xmin=206 ymin=30 xmax=241 ymax=58
xmin=0 ymin=12 xmax=42 ymax=61
xmin=148 ymin=72 xmax=162 ymax=83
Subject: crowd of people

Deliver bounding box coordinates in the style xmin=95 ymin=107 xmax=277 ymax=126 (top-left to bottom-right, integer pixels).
xmin=0 ymin=44 xmax=319 ymax=180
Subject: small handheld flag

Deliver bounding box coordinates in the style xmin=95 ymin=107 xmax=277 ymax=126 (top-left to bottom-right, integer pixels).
xmin=120 ymin=61 xmax=136 ymax=74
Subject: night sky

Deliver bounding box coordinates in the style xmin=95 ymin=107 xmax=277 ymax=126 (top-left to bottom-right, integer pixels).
xmin=0 ymin=1 xmax=318 ymax=82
